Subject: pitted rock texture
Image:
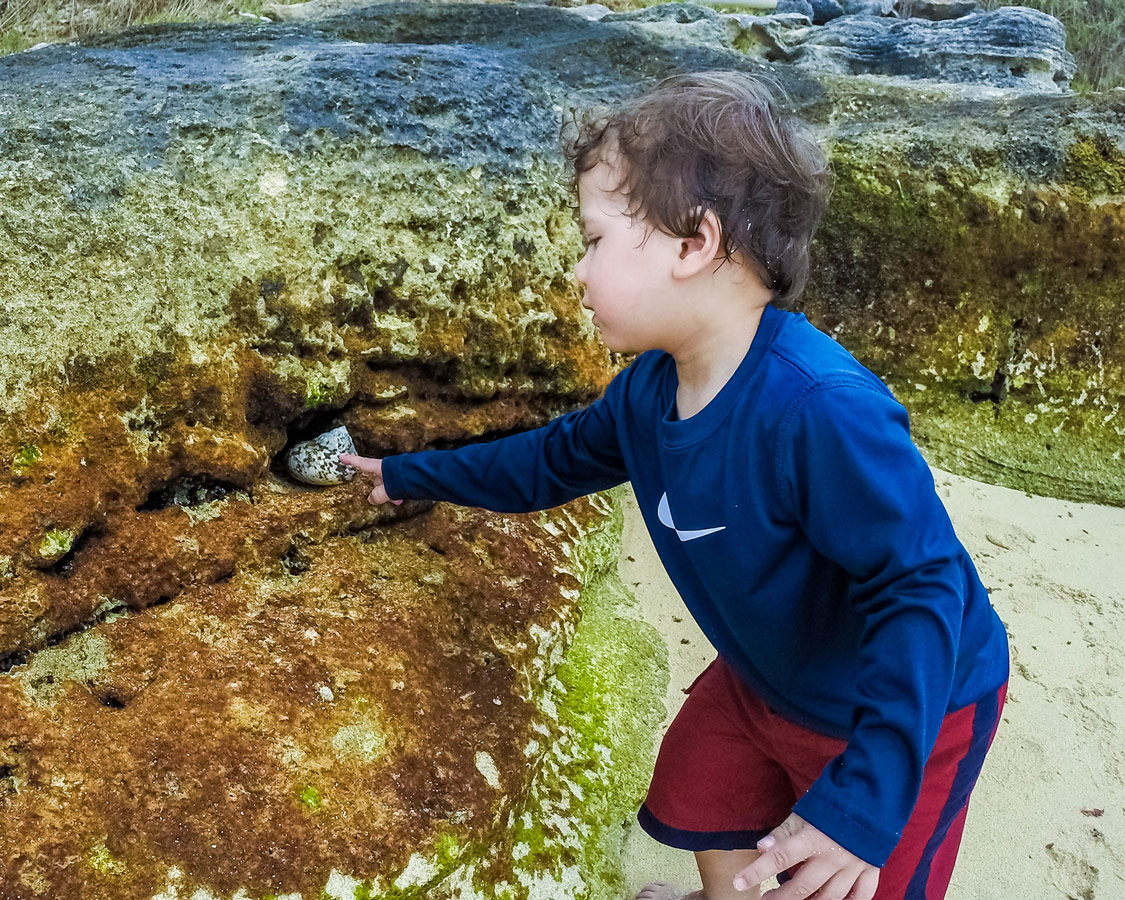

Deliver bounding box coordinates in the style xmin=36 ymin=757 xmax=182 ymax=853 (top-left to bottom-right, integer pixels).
xmin=0 ymin=2 xmax=1124 ymax=894
xmin=0 ymin=24 xmax=614 ymax=418
xmin=802 ymin=85 xmax=1125 ymax=506
xmin=0 ymin=9 xmax=680 ymax=899
xmin=0 ymin=494 xmax=666 ymax=900
xmin=751 ymin=6 xmax=1075 ymax=89
xmin=610 ymin=4 xmax=1074 ymax=92
xmin=3 ymin=0 xmax=1113 ymax=517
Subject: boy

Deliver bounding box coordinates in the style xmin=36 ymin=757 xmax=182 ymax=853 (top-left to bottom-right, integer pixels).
xmin=341 ymin=72 xmax=1009 ymax=900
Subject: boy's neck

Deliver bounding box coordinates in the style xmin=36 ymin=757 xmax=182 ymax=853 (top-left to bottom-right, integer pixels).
xmin=671 ymin=302 xmax=768 ymax=420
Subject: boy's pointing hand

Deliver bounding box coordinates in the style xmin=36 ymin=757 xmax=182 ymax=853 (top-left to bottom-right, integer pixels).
xmin=732 ymin=813 xmax=879 ymax=900
xmin=338 ymin=454 xmax=403 ymax=506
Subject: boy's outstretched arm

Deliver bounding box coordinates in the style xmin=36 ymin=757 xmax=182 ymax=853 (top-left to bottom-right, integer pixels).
xmin=339 ymin=363 xmax=635 ymax=513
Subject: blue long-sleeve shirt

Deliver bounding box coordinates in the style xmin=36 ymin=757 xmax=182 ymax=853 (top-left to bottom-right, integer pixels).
xmin=381 ymin=302 xmax=1010 ymax=867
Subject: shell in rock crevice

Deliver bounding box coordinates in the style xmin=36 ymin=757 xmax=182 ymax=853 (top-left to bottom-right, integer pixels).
xmin=286 ymin=425 xmax=358 ymax=485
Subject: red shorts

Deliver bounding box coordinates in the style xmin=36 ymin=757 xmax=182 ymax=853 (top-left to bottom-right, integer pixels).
xmin=639 ymin=658 xmax=1006 ymax=900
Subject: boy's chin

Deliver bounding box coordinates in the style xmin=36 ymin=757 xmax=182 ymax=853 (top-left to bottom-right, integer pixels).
xmin=597 ymin=329 xmax=642 ymax=355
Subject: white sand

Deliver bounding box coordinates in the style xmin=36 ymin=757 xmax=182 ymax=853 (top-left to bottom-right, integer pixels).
xmin=617 ymin=469 xmax=1125 ymax=900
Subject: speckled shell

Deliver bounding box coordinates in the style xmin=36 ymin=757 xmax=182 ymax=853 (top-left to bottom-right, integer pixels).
xmin=286 ymin=426 xmax=358 ymax=486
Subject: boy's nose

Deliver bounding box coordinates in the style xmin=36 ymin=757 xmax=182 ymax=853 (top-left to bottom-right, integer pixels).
xmin=574 ymin=251 xmax=588 ymax=286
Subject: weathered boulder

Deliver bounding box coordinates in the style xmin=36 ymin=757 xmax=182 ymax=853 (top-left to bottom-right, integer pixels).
xmin=2 ymin=1 xmax=1125 ymax=896
xmin=0 ymin=494 xmax=666 ymax=899
xmin=801 ymin=83 xmax=1125 ymax=506
xmin=810 ymin=0 xmax=846 ymax=24
xmin=763 ymin=7 xmax=1075 ymax=90
xmin=775 ymin=0 xmax=815 ymax=17
xmin=0 ymin=8 xmax=674 ymax=899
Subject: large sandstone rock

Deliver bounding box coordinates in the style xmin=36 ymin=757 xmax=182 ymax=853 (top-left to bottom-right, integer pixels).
xmin=1 ymin=1 xmax=1124 ymax=896
xmin=800 ymin=84 xmax=1125 ymax=507
xmin=0 ymin=8 xmax=673 ymax=899
xmin=0 ymin=494 xmax=667 ymax=899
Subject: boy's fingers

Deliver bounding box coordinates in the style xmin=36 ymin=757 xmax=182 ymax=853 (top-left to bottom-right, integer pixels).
xmin=733 ymin=855 xmax=776 ymax=891
xmin=733 ymin=835 xmax=808 ymax=891
xmin=848 ymin=868 xmax=879 ymax=900
xmin=339 ymin=453 xmax=381 ymax=474
xmin=815 ymin=869 xmax=860 ymax=900
xmin=766 ymin=863 xmax=846 ymax=900
xmin=367 ymin=483 xmax=404 ymax=506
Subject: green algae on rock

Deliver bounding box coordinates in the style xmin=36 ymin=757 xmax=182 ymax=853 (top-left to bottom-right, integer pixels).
xmin=1 ymin=2 xmax=1123 ymax=896
xmin=799 ymin=81 xmax=1125 ymax=504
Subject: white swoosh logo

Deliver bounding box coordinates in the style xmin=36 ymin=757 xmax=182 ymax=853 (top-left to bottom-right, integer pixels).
xmin=657 ymin=492 xmax=726 ymax=542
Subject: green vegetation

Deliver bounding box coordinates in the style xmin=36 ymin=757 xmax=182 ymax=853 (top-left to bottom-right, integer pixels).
xmin=305 ymin=378 xmax=334 ymax=409
xmin=985 ymin=0 xmax=1125 ymax=92
xmin=11 ymin=443 xmax=40 ymax=473
xmin=298 ymin=784 xmax=322 ymax=809
xmin=1065 ymin=134 xmax=1125 ymax=196
xmin=87 ymin=842 xmax=127 ymax=876
xmin=0 ymin=0 xmax=272 ymax=53
xmin=38 ymin=527 xmax=76 ymax=560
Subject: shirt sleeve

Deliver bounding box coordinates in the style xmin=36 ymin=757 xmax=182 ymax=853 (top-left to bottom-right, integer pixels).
xmin=380 ymin=365 xmax=631 ymax=513
xmin=776 ymin=379 xmax=967 ymax=867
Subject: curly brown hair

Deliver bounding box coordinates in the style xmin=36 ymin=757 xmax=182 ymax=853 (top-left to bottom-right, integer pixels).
xmin=563 ymin=71 xmax=832 ymax=308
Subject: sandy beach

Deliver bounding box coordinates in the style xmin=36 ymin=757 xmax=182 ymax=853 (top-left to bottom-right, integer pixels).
xmin=616 ymin=469 xmax=1125 ymax=900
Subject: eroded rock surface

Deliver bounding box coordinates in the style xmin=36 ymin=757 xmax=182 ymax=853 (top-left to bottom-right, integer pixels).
xmin=899 ymin=0 xmax=980 ymax=20
xmin=1 ymin=2 xmax=1124 ymax=897
xmin=804 ymin=85 xmax=1125 ymax=505
xmin=744 ymin=5 xmax=1075 ymax=89
xmin=0 ymin=495 xmax=666 ymax=899
xmin=0 ymin=9 xmax=674 ymax=898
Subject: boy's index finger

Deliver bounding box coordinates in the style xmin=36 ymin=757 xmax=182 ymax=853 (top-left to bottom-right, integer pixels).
xmin=338 ymin=453 xmax=381 ymax=475
xmin=733 ymin=840 xmax=798 ymax=891
xmin=750 ymin=828 xmax=822 ymax=890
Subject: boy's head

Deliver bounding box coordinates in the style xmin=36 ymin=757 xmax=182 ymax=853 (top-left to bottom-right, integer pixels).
xmin=564 ymin=71 xmax=831 ymax=309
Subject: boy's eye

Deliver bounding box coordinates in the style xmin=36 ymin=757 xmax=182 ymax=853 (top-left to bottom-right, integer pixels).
xmin=583 ymin=237 xmax=600 ymax=249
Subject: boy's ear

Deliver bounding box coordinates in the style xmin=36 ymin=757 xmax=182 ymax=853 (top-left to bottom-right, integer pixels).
xmin=672 ymin=208 xmax=724 ymax=279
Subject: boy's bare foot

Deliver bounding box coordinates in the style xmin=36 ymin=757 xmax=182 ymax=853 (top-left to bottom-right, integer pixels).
xmin=634 ymin=884 xmax=706 ymax=900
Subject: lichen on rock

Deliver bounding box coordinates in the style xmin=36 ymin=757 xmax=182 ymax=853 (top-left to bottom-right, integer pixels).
xmin=0 ymin=495 xmax=666 ymax=899
xmin=1 ymin=2 xmax=1123 ymax=896
xmin=800 ymin=81 xmax=1125 ymax=503
xmin=0 ymin=8 xmax=674 ymax=896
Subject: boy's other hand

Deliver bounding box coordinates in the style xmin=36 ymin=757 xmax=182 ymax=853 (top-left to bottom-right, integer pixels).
xmin=732 ymin=813 xmax=879 ymax=900
xmin=338 ymin=454 xmax=403 ymax=506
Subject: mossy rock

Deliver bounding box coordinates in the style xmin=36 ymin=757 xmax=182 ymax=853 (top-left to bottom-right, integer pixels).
xmin=1 ymin=3 xmax=1123 ymax=896
xmin=0 ymin=494 xmax=667 ymax=899
xmin=797 ymin=79 xmax=1125 ymax=504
